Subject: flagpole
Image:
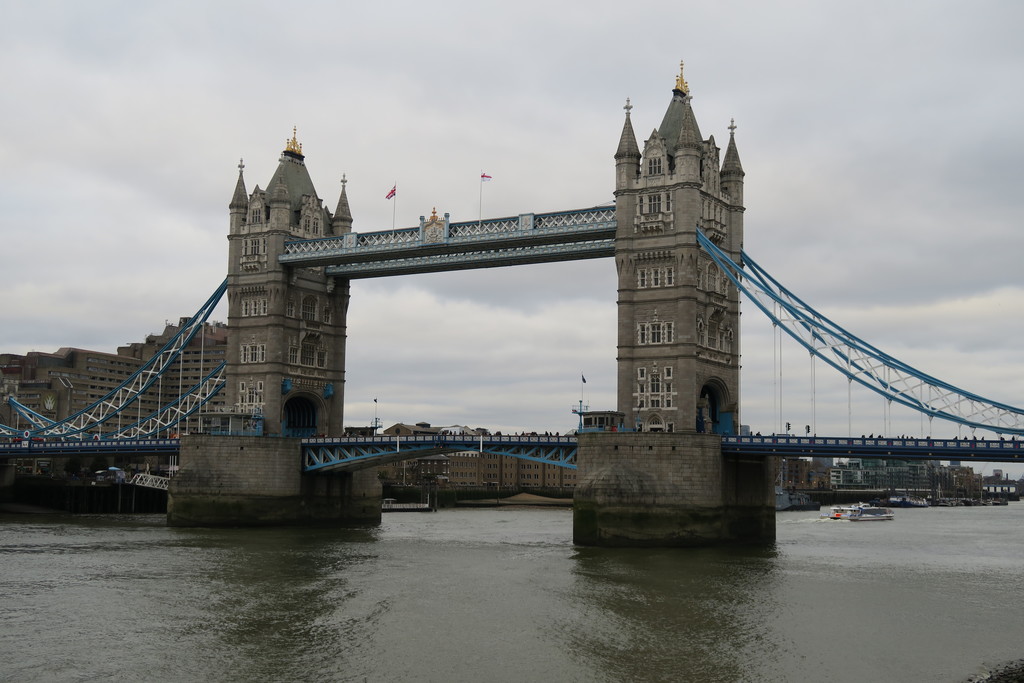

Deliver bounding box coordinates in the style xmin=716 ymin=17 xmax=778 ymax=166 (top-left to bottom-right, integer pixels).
xmin=478 ymin=171 xmax=483 ymax=226
xmin=392 ymin=181 xmax=397 ymax=230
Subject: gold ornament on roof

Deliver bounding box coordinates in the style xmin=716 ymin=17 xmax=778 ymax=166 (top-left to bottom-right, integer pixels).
xmin=285 ymin=126 xmax=303 ymax=155
xmin=675 ymin=60 xmax=689 ymax=94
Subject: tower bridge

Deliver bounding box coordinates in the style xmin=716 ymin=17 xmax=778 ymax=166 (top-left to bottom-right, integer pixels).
xmin=4 ymin=63 xmax=1023 ymax=545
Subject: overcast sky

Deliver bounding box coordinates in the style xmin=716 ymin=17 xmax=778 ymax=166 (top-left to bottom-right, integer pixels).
xmin=2 ymin=2 xmax=1023 ymax=475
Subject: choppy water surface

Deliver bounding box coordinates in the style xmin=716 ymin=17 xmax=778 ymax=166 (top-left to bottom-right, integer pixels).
xmin=1 ymin=504 xmax=1021 ymax=682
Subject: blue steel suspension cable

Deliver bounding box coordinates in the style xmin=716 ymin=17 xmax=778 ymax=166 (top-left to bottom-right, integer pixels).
xmin=696 ymin=229 xmax=1024 ymax=435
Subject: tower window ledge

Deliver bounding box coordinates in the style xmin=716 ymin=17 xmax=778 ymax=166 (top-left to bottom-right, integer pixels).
xmin=636 ymin=221 xmax=665 ymax=235
xmin=705 ymin=228 xmax=727 ymax=244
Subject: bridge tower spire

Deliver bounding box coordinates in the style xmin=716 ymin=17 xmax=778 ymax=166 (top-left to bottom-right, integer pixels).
xmin=223 ymin=129 xmax=351 ymax=437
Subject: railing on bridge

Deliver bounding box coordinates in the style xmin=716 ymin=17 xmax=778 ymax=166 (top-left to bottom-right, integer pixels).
xmin=724 ymin=435 xmax=1024 ymax=462
xmin=280 ymin=206 xmax=617 ymax=277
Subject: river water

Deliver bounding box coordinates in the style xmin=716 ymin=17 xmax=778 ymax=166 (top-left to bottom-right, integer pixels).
xmin=1 ymin=504 xmax=1021 ymax=682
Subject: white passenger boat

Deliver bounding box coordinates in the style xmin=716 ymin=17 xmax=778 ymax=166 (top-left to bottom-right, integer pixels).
xmin=821 ymin=503 xmax=895 ymax=521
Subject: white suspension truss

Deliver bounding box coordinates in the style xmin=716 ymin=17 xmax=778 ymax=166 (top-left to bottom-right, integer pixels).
xmin=3 ymin=280 xmax=227 ymax=438
xmin=105 ymin=363 xmax=225 ymax=439
xmin=697 ymin=230 xmax=1024 ymax=436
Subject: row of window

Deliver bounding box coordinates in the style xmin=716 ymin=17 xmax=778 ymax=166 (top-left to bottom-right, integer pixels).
xmin=238 ymin=380 xmax=264 ymax=406
xmin=638 ymin=380 xmax=674 ymax=396
xmin=637 ymin=267 xmax=675 ymax=289
xmin=86 ymin=357 xmax=134 ymax=367
xmin=642 ymin=192 xmax=672 ymax=214
xmin=239 ymin=296 xmax=334 ymax=322
xmin=285 ymin=297 xmax=333 ymax=324
xmin=240 ymin=344 xmax=266 ymax=363
xmin=301 ymin=215 xmax=322 ymax=235
xmin=248 ymin=205 xmax=324 ymax=236
xmin=702 ymin=198 xmax=727 ymax=225
xmin=698 ymin=265 xmax=730 ymax=295
xmin=637 ymin=395 xmax=673 ymax=409
xmin=698 ymin=326 xmax=734 ymax=352
xmin=637 ymin=366 xmax=672 ymax=380
xmin=637 ymin=321 xmax=675 ymax=345
xmin=243 ymin=238 xmax=267 ymax=256
xmin=241 ymin=299 xmax=268 ymax=317
xmin=288 ymin=345 xmax=327 ymax=368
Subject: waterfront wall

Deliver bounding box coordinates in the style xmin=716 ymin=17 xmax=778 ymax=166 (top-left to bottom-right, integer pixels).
xmin=573 ymin=432 xmax=774 ymax=547
xmin=0 ymin=463 xmax=14 ymax=502
xmin=11 ymin=477 xmax=167 ymax=513
xmin=167 ymin=434 xmax=381 ymax=527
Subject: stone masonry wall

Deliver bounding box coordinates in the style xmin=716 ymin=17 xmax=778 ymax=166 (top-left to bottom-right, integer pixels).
xmin=574 ymin=431 xmax=773 ymax=546
xmin=168 ymin=434 xmax=381 ymax=527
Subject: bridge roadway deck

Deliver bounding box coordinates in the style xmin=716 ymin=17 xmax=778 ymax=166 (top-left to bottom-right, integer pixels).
xmin=301 ymin=434 xmax=578 ymax=472
xmin=2 ymin=435 xmax=1022 ymax=467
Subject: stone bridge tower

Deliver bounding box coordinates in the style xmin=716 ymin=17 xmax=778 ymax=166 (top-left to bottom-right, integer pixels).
xmin=224 ymin=130 xmax=352 ymax=437
xmin=168 ymin=134 xmax=378 ymax=527
xmin=574 ymin=65 xmax=773 ymax=547
xmin=613 ymin=62 xmax=745 ymax=435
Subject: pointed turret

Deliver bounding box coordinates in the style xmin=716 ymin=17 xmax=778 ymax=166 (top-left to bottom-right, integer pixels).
xmin=615 ymin=98 xmax=641 ymax=160
xmin=615 ymin=98 xmax=641 ymax=191
xmin=229 ymin=159 xmax=248 ymax=235
xmin=721 ymin=119 xmax=744 ymax=177
xmin=671 ymin=69 xmax=702 ymax=184
xmin=332 ymin=175 xmax=353 ymax=233
xmin=676 ymin=104 xmax=703 ymax=151
xmin=720 ymin=119 xmax=745 ymax=207
xmin=230 ymin=158 xmax=248 ymax=210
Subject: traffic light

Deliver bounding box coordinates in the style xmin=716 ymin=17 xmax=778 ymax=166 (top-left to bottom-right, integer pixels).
xmin=786 ymin=422 xmax=791 ymax=432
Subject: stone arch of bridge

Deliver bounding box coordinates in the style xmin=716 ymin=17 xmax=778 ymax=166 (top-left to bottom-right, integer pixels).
xmin=282 ymin=394 xmax=322 ymax=438
xmin=698 ymin=378 xmax=735 ymax=435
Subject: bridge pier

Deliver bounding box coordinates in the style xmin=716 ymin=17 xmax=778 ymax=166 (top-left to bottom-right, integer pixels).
xmin=573 ymin=432 xmax=774 ymax=547
xmin=167 ymin=435 xmax=381 ymax=527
